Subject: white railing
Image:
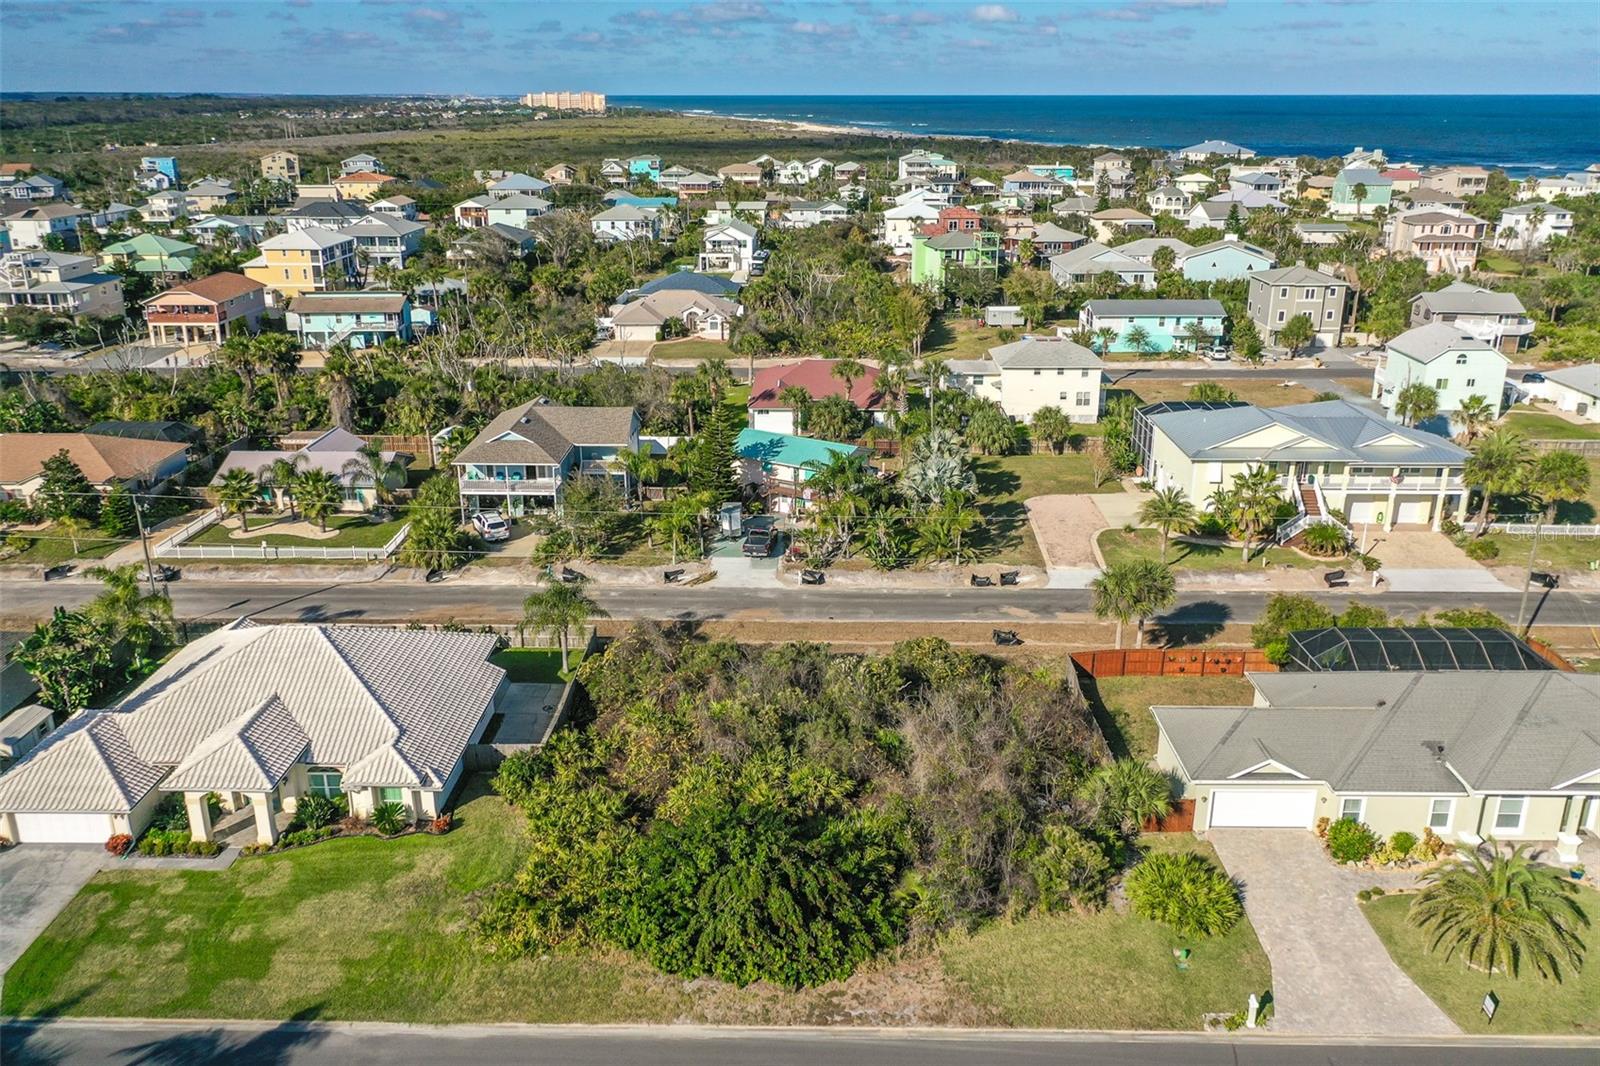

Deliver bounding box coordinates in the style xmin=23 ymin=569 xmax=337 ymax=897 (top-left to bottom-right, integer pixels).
xmin=1318 ymin=475 xmax=1466 ymax=492
xmin=152 ymin=507 xmax=224 ymax=557
xmin=459 ymin=477 xmax=559 ymax=495
xmin=1487 ymin=522 xmax=1600 ymax=538
xmin=158 ymin=521 xmax=410 ymax=561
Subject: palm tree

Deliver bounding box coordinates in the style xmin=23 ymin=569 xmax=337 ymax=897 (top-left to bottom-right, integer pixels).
xmin=831 ymin=354 xmax=866 ymax=398
xmin=1124 ymin=324 xmax=1153 ymax=355
xmin=1030 ymin=405 xmax=1073 ymax=455
xmin=1352 ymin=182 xmax=1368 ymax=218
xmin=1138 ymin=486 xmax=1197 ymax=564
xmin=1528 ymin=450 xmax=1591 ymax=523
xmin=1408 ymin=844 xmax=1587 ymax=983
xmin=803 ymin=450 xmax=874 ymax=537
xmin=1394 ymin=382 xmax=1439 ymax=428
xmin=1228 ymin=465 xmax=1285 ymax=562
xmin=342 ymin=440 xmax=408 ymax=511
xmin=216 ymin=468 xmax=261 ymax=533
xmin=649 ymin=492 xmax=707 ymax=564
xmin=1093 ymin=326 xmax=1118 ymax=355
xmin=58 ymin=515 xmax=90 ymax=556
xmin=1465 ymin=428 xmax=1532 ymax=533
xmin=609 ymin=445 xmax=660 ymax=504
xmin=521 ymin=574 xmax=608 ymax=673
xmin=1456 ymin=395 xmax=1496 ymax=444
xmin=84 ymin=563 xmax=174 ymax=667
xmin=912 ymin=495 xmax=979 ymax=563
xmin=296 ymin=470 xmax=343 ymax=532
xmin=695 ymin=356 xmax=735 ymax=405
xmin=919 ymin=354 xmax=949 ymax=426
xmin=1092 ymin=558 xmax=1176 ymax=649
xmin=260 ymin=454 xmax=308 ymax=518
xmin=778 ymin=385 xmax=814 ymax=433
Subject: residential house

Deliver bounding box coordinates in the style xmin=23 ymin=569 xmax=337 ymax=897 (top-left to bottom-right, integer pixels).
xmin=1228 ymin=171 xmax=1284 ymax=196
xmin=1178 ymin=140 xmax=1252 ymax=161
xmin=1406 ymin=186 xmax=1469 ymax=212
xmin=99 ymin=233 xmax=198 ymax=277
xmin=453 ymin=196 xmax=491 ymax=228
xmin=135 ymin=157 xmax=179 ymax=191
xmin=591 ymin=204 xmax=662 ymax=243
xmin=1424 ymin=166 xmax=1490 ymax=197
xmin=657 ymin=164 xmax=694 ymax=191
xmin=833 ymin=162 xmax=865 ymax=183
xmin=453 ymin=402 xmax=640 ymax=515
xmin=0 ymin=249 xmax=124 ymax=318
xmin=214 ymin=427 xmax=408 ymax=513
xmin=281 ymin=199 xmax=368 ymax=233
xmin=780 ymin=200 xmax=848 ymax=229
xmin=0 ymin=620 xmax=507 ymax=843
xmin=774 ymin=160 xmax=810 ymax=186
xmin=1081 ymin=299 xmax=1227 ymax=354
xmin=1025 ymin=222 xmax=1087 ymax=259
xmin=242 ymin=227 xmax=359 ymax=303
xmin=543 ymin=163 xmax=579 ymax=186
xmin=1146 ymin=185 xmax=1192 ymax=218
xmin=718 ymin=162 xmax=765 ymax=187
xmin=187 ymin=213 xmax=268 ymax=247
xmin=0 ymin=432 xmax=187 ymax=506
xmin=1375 ymin=323 xmax=1508 ymax=430
xmin=1001 ymin=169 xmax=1067 ymax=201
xmin=89 ymin=202 xmax=138 ymax=233
xmin=627 ymin=156 xmax=663 ymax=184
xmin=606 ymin=289 xmax=741 ymax=344
xmin=1208 ymin=187 xmax=1289 ymax=213
xmin=447 ymin=223 xmax=537 ymax=264
xmin=261 ymin=151 xmax=301 ymax=181
xmin=1299 ymin=175 xmax=1335 ymax=202
xmin=1330 ymin=168 xmax=1393 ymax=218
xmin=1154 ymin=669 xmax=1600 ymax=843
xmin=1115 ymin=237 xmax=1194 ymax=266
xmin=1089 ymin=208 xmax=1155 ymax=242
xmin=1495 ymin=203 xmax=1573 ymax=251
xmin=1177 ymin=235 xmax=1276 ymax=281
xmin=1409 ymin=283 xmax=1534 ymax=354
xmin=1519 ymin=171 xmax=1600 ymax=202
xmin=898 ymin=151 xmax=959 ymax=182
xmin=1247 ymin=265 xmax=1349 ymax=348
xmin=333 ymin=171 xmax=397 ymax=201
xmin=1385 ymin=207 xmax=1488 ymax=275
xmin=1379 ymin=167 xmax=1422 ymax=194
xmin=747 ymin=359 xmax=888 ymax=435
xmin=1048 ymin=242 xmax=1156 ymax=290
xmin=340 ymin=153 xmax=384 ymax=175
xmin=1534 ymin=365 xmax=1600 ymax=423
xmin=486 ymin=173 xmax=551 ymax=198
xmin=1184 ymin=200 xmax=1238 ymax=231
xmin=370 ymin=195 xmax=418 ymax=221
xmin=676 ymin=172 xmax=722 ymax=197
xmin=880 ymin=201 xmax=941 ymax=254
xmin=1293 ymin=221 xmax=1351 ymax=246
xmin=704 ymin=200 xmax=770 ymax=226
xmin=1 ymin=173 xmax=65 ymax=202
xmin=697 ymin=219 xmax=759 ymax=273
xmin=1135 ymin=398 xmax=1470 ymax=531
xmin=1175 ymin=172 xmax=1215 ymax=196
xmin=625 ymin=270 xmax=742 ymax=301
xmin=483 ymin=193 xmax=551 ymax=229
xmin=139 ymin=190 xmax=190 ymax=225
xmin=943 ymin=335 xmax=1104 ymax=422
xmin=184 ymin=179 xmax=239 ymax=213
xmin=1052 ymin=194 xmax=1099 ymax=218
xmin=142 ymin=272 xmax=266 ymax=346
xmin=285 ymin=291 xmax=414 ymax=349
xmin=1091 ymin=152 xmax=1128 ymax=176
xmin=0 ymin=203 xmax=87 ymax=249
xmin=735 ymin=428 xmax=865 ymax=517
xmin=599 ymin=159 xmax=629 ymax=186
xmin=910 ymin=228 xmax=1001 ymax=289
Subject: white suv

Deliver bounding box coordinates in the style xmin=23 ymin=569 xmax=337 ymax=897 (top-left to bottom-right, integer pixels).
xmin=472 ymin=510 xmax=511 ymax=542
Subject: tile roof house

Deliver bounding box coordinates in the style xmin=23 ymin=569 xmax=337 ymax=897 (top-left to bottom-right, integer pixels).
xmin=1155 ymin=669 xmax=1600 ymax=846
xmin=142 ymin=272 xmax=267 ymax=346
xmin=0 ymin=620 xmax=506 ymax=844
xmin=748 ymin=359 xmax=887 ymax=435
xmin=0 ymin=432 xmax=189 ymax=504
xmin=453 ymin=402 xmax=640 ymax=515
xmin=945 ymin=336 xmax=1105 ymax=422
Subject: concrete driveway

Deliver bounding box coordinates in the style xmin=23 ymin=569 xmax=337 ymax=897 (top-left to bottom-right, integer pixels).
xmin=1206 ymin=830 xmax=1459 ymax=1036
xmin=0 ymin=846 xmax=111 ymax=974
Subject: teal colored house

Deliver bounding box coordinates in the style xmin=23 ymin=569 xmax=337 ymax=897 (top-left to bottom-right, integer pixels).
xmin=99 ymin=233 xmax=198 ymax=275
xmin=606 ymin=193 xmax=678 ymax=209
xmin=734 ymin=428 xmax=865 ymax=517
xmin=285 ymin=291 xmax=414 ymax=349
xmin=1080 ymin=298 xmax=1228 ymax=353
xmin=1177 ymin=237 xmax=1276 ymax=282
xmin=1330 ymin=167 xmax=1392 ymax=218
xmin=627 ymin=156 xmax=662 ymax=182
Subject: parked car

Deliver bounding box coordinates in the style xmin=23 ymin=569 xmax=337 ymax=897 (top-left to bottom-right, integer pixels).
xmin=1204 ymin=348 xmax=1231 ymax=362
xmin=1521 ymin=371 xmax=1545 ymax=384
xmin=472 ymin=510 xmax=511 ymax=542
xmin=742 ymin=519 xmax=775 ymax=557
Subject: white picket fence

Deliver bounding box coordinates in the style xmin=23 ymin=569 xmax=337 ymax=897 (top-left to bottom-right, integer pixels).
xmin=155 ymin=508 xmax=411 ymax=561
xmin=1486 ymin=520 xmax=1600 ymax=538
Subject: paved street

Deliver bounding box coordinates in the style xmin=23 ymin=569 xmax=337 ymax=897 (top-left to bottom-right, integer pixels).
xmin=3 ymin=1019 xmax=1595 ymax=1066
xmin=2 ymin=578 xmax=1596 ymax=629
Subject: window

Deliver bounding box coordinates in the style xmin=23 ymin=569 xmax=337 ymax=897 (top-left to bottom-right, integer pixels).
xmin=1428 ymin=799 xmax=1454 ymax=831
xmin=1340 ymin=797 xmax=1366 ymax=823
xmin=1455 ymin=353 xmax=1468 ymax=365
xmin=1279 ymin=287 xmax=1289 ymax=298
xmin=307 ymin=768 xmax=342 ymax=798
xmin=1435 ymin=378 xmax=1448 ymax=390
xmin=1059 ymin=392 xmax=1069 ymax=401
xmin=1081 ymin=369 xmax=1090 ymax=378
xmin=1325 ymin=309 xmax=1335 ymax=320
xmin=1057 ymin=368 xmax=1065 ymax=376
xmin=1327 ymin=287 xmax=1339 ymax=298
xmin=1076 ymin=391 xmax=1092 ymax=406
xmin=1033 ymin=369 xmax=1041 ymax=377
xmin=1494 ymin=796 xmax=1526 ymax=832
xmin=1303 ymin=287 xmax=1316 ymax=300
xmin=379 ymin=787 xmax=406 ymax=805
xmin=1276 ymin=310 xmax=1286 ymax=323
xmin=1466 ymin=378 xmax=1476 ymax=387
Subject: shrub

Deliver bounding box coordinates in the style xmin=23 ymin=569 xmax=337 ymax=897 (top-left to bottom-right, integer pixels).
xmin=1411 ymin=827 xmax=1446 ymax=862
xmin=1390 ymin=831 xmax=1418 ymax=855
xmin=291 ymin=794 xmax=345 ymax=831
xmin=1325 ymin=818 xmax=1379 ymax=863
xmin=136 ymin=828 xmax=193 ymax=856
xmin=1026 ymin=823 xmax=1114 ymax=913
xmin=429 ymin=813 xmax=453 ymax=834
xmin=1357 ymin=886 xmax=1388 ymax=903
xmin=104 ymin=834 xmax=133 ymax=856
xmin=1302 ymin=522 xmax=1349 ymax=557
xmin=184 ymin=840 xmax=222 ymax=857
xmin=1252 ymin=594 xmax=1335 ymax=659
xmin=1440 ymin=516 xmax=1464 ymax=537
xmin=147 ymin=793 xmax=190 ymax=833
xmin=371 ymin=801 xmax=408 ymax=835
xmin=1463 ymin=538 xmax=1500 ymax=561
xmin=339 ymin=814 xmax=369 ymax=834
xmin=1315 ymin=816 xmax=1330 ymax=838
xmin=1125 ymin=851 xmax=1243 ymax=939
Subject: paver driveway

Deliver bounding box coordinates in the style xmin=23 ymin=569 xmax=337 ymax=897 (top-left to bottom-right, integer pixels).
xmin=1207 ymin=830 xmax=1459 ymax=1036
xmin=0 ymin=846 xmax=111 ymax=974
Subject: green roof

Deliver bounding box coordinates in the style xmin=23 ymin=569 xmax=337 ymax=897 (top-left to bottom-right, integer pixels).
xmin=101 ymin=233 xmax=198 ymax=256
xmin=735 ymin=428 xmax=859 ymax=470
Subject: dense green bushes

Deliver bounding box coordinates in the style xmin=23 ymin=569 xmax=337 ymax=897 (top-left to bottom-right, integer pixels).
xmin=1124 ymin=852 xmax=1243 ymax=939
xmin=1326 ymin=817 xmax=1381 ymax=863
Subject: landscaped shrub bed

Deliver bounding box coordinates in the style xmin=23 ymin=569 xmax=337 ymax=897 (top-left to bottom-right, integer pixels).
xmin=239 ymin=810 xmax=452 ymax=856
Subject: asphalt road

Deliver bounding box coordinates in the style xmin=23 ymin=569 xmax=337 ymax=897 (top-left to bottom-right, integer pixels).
xmin=3 ymin=578 xmax=1597 ymax=628
xmin=3 ymin=1020 xmax=1594 ymax=1066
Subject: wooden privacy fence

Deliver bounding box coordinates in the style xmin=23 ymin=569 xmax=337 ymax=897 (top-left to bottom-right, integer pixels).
xmin=1071 ymin=648 xmax=1277 ymax=677
xmin=1144 ymin=799 xmax=1196 ymax=833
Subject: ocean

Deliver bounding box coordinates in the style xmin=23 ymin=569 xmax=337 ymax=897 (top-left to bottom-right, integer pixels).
xmin=612 ymin=95 xmax=1600 ymax=176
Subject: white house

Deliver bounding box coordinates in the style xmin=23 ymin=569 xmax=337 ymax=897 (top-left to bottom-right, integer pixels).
xmin=1177 ymin=236 xmax=1276 ymax=281
xmin=484 ymin=193 xmax=552 ymax=229
xmin=1146 ymin=186 xmax=1191 ymax=218
xmin=1409 ymin=283 xmax=1535 ymax=354
xmin=0 ymin=203 xmax=88 ymax=249
xmin=1178 ymin=140 xmax=1253 ymax=161
xmin=944 ymin=336 xmax=1104 ymax=422
xmin=1534 ymin=365 xmax=1600 ymax=423
xmin=697 ymin=219 xmax=759 ymax=273
xmin=606 ymin=289 xmax=741 ymax=344
xmin=1048 ymin=242 xmax=1156 ymax=290
xmin=1374 ymin=323 xmax=1509 ymax=430
xmin=1494 ymin=203 xmax=1573 ymax=251
xmin=591 ymin=204 xmax=661 ymax=243
xmin=881 ymin=200 xmax=941 ymax=253
xmin=779 ymin=200 xmax=847 ymax=229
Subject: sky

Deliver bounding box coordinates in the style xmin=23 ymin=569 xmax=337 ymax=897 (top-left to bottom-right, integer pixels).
xmin=1 ymin=0 xmax=1596 ymax=96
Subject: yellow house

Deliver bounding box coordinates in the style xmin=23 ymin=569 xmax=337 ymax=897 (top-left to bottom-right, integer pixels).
xmin=261 ymin=151 xmax=301 ymax=181
xmin=242 ymin=228 xmax=358 ymax=303
xmin=332 ymin=170 xmax=397 ymax=201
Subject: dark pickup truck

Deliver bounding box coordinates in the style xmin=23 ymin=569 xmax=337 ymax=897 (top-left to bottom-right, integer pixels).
xmin=742 ymin=523 xmax=775 ymax=558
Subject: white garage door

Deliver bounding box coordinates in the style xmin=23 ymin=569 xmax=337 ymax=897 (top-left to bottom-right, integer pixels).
xmin=1345 ymin=497 xmax=1382 ymax=525
xmin=1396 ymin=498 xmax=1433 ymax=526
xmin=1209 ymin=789 xmax=1317 ymax=829
xmin=12 ymin=812 xmax=114 ymax=843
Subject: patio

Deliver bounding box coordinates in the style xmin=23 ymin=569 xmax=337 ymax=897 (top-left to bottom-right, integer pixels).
xmin=213 ymin=803 xmax=293 ymax=848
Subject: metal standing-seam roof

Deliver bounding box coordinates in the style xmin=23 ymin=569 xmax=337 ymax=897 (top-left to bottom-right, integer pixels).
xmin=1146 ymin=399 xmax=1471 ymax=465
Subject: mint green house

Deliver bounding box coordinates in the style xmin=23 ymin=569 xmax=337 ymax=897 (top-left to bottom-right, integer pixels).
xmin=1080 ymin=299 xmax=1228 ymax=353
xmin=735 ymin=428 xmax=865 ymax=518
xmin=99 ymin=233 xmax=198 ymax=276
xmin=1330 ymin=167 xmax=1392 ymax=218
xmin=910 ymin=230 xmax=1000 ymax=290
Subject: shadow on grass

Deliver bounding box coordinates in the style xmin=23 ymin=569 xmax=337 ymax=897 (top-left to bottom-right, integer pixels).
xmin=1147 ymin=600 xmax=1232 ymax=648
xmin=1074 ymin=668 xmax=1131 ymax=761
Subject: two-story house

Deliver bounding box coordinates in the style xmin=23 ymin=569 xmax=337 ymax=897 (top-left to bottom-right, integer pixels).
xmin=880 ymin=200 xmax=942 ymax=254
xmin=1177 ymin=140 xmax=1252 ymax=162
xmin=485 ymin=173 xmax=551 ymax=198
xmin=898 ymin=151 xmax=959 ymax=183
xmin=286 ymin=291 xmax=414 ymax=349
xmin=370 ymin=195 xmax=418 ymax=221
xmin=1080 ymin=299 xmax=1227 ymax=354
xmin=333 ymin=171 xmax=397 ymax=201
xmin=98 ymin=233 xmax=198 ymax=277
xmin=735 ymin=428 xmax=866 ymax=517
xmin=1048 ymin=242 xmax=1156 ymax=290
xmin=1089 ymin=208 xmax=1156 ymax=242
xmin=184 ymin=179 xmax=240 ymax=214
xmin=1146 ymin=185 xmax=1192 ymax=218
xmin=1000 ymin=169 xmax=1067 ymax=201
xmin=1246 ymin=264 xmax=1349 ymax=349
xmin=242 ymin=227 xmax=359 ymax=303
xmin=340 ymin=153 xmax=384 ymax=175
xmin=697 ymin=219 xmax=759 ymax=273
xmin=779 ymin=201 xmax=848 ymax=229
xmin=747 ymin=360 xmax=888 ymax=435
xmin=453 ymin=402 xmax=640 ymax=515
xmin=261 ymin=150 xmax=301 ymax=181
xmin=591 ymin=204 xmax=662 ymax=244
xmin=0 ymin=203 xmax=87 ymax=249
xmin=1494 ymin=203 xmax=1573 ymax=251
xmin=1386 ymin=207 xmax=1488 ymax=275
xmin=483 ymin=193 xmax=551 ymax=229
xmin=910 ymin=228 xmax=1001 ymax=289
xmin=0 ymin=249 xmax=124 ymax=319
xmin=280 ymin=199 xmax=368 ymax=233
xmin=1409 ymin=283 xmax=1534 ymax=354
xmin=1329 ymin=167 xmax=1393 ymax=218
xmin=944 ymin=335 xmax=1105 ymax=422
xmin=142 ymin=272 xmax=266 ymax=346
xmin=1 ymin=173 xmax=66 ymax=202
xmin=1374 ymin=323 xmax=1509 ymax=430
xmin=1424 ymin=166 xmax=1490 ymax=197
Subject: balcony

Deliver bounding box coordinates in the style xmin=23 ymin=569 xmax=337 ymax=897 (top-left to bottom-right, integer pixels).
xmin=459 ymin=477 xmax=558 ymax=496
xmin=1318 ymin=474 xmax=1466 ymax=492
xmin=145 ymin=309 xmax=222 ymax=324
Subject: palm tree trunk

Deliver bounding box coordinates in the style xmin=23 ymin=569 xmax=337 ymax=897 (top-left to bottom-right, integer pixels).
xmin=1242 ymin=533 xmax=1251 ymax=563
xmin=1475 ymin=494 xmax=1492 ymax=535
xmin=558 ymin=628 xmax=569 ymax=673
xmin=1114 ymin=620 xmax=1123 ymax=649
xmin=239 ymin=508 xmax=250 ymax=534
xmin=1159 ymin=529 xmax=1169 ymax=565
xmin=1134 ymin=616 xmax=1144 ymax=648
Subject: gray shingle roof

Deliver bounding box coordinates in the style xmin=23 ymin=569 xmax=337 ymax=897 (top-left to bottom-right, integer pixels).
xmin=1386 ymin=322 xmax=1502 ymax=364
xmin=988 ymin=336 xmax=1103 ymax=370
xmin=1544 ymin=364 xmax=1600 ymax=398
xmin=1180 ymin=238 xmax=1274 ymax=262
xmin=1413 ymin=282 xmax=1526 ymax=317
xmin=1085 ymin=299 xmax=1225 ymax=317
xmin=453 ymin=402 xmax=637 ymax=466
xmin=1250 ymin=264 xmax=1346 ymax=287
xmin=1050 ymin=242 xmax=1151 ymax=275
xmin=1148 ymin=399 xmax=1470 ymax=464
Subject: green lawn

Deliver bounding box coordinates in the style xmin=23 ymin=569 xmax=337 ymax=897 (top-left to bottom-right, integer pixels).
xmin=649 ymin=337 xmax=736 ymax=362
xmin=1128 ymin=380 xmax=1325 ymax=409
xmin=1363 ymin=887 xmax=1600 ymax=1035
xmin=1097 ymin=528 xmax=1325 ymax=571
xmin=941 ymin=835 xmax=1272 ymax=1030
xmin=1 ymin=782 xmax=689 ymax=1024
xmin=1083 ymin=674 xmax=1255 ymax=763
xmin=1476 ymin=532 xmax=1600 ymax=573
xmin=189 ymin=512 xmax=410 ymax=549
xmin=0 ymin=524 xmax=123 ymax=567
xmin=1502 ymin=408 xmax=1600 ymax=442
xmin=923 ymin=314 xmax=1072 ymax=363
xmin=972 ymin=454 xmax=1118 ymax=568
xmin=491 ymin=647 xmax=583 ymax=683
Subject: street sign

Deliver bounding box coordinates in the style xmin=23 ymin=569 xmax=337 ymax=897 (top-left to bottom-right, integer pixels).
xmin=1482 ymin=991 xmax=1499 ymax=1024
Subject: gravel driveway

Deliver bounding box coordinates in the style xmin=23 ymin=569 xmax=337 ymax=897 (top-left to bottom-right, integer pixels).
xmin=1025 ymin=495 xmax=1112 ymax=569
xmin=1207 ymin=830 xmax=1459 ymax=1036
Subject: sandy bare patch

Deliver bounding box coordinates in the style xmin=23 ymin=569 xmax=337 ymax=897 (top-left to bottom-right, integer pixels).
xmin=226 ymin=516 xmax=343 ymax=541
xmin=1024 ymin=495 xmax=1110 ymax=569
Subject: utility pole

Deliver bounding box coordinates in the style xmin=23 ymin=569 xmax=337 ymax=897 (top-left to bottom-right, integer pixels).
xmin=1513 ymin=518 xmax=1542 ymax=636
xmin=133 ymin=492 xmax=159 ymax=597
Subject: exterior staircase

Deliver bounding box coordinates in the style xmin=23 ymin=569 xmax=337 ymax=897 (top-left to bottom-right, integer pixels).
xmin=1299 ymin=484 xmax=1321 ymax=518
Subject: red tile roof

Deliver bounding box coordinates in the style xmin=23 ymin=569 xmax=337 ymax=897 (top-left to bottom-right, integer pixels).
xmin=748 ymin=359 xmax=886 ymax=411
xmin=1381 ymin=168 xmax=1422 ymax=181
xmin=149 ymin=272 xmax=265 ymax=305
xmin=334 ymin=171 xmax=394 ymax=184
